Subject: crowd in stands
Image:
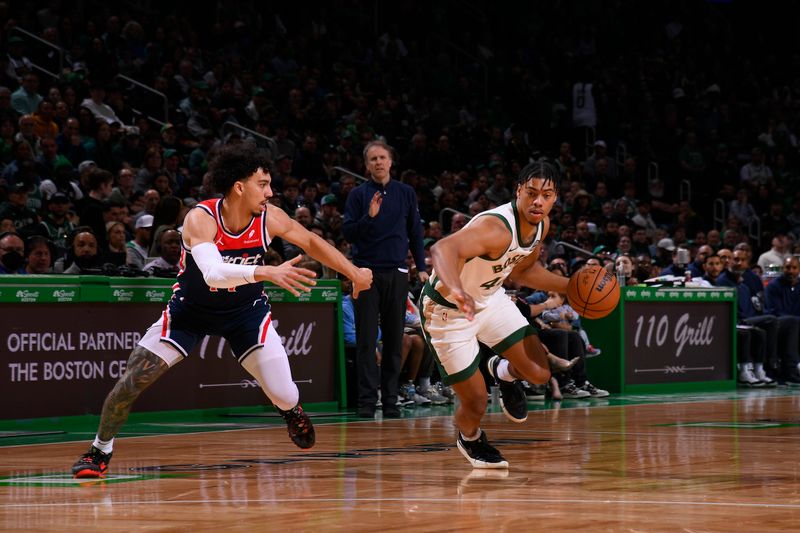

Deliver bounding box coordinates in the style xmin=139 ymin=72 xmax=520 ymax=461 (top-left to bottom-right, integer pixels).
xmin=3 ymin=1 xmax=800 ymax=397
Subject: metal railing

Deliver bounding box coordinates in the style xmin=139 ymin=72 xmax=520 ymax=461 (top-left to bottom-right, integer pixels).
xmin=585 ymin=126 xmax=596 ymax=160
xmin=713 ymin=198 xmax=726 ymax=230
xmin=556 ymin=240 xmax=593 ymax=258
xmin=748 ymin=216 xmax=761 ymax=248
xmin=648 ymin=161 xmax=659 ymax=182
xmin=615 ymin=142 xmax=627 ymax=177
xmin=10 ymin=26 xmax=63 ymax=80
xmin=332 ymin=166 xmax=367 ymax=183
xmin=221 ymin=121 xmax=278 ymax=158
xmin=115 ymin=74 xmax=169 ymax=124
xmin=439 ymin=207 xmax=472 ymax=232
xmin=680 ymin=179 xmax=692 ymax=203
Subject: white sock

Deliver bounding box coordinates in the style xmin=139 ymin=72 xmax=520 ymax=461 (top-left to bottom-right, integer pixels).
xmin=496 ymin=359 xmax=515 ymax=382
xmin=92 ymin=436 xmax=114 ymax=454
xmin=460 ymin=428 xmax=482 ymax=442
xmin=418 ymin=377 xmax=431 ymax=390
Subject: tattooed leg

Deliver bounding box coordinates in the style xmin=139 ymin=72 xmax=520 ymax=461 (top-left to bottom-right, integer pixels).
xmin=96 ymin=346 xmax=170 ymax=441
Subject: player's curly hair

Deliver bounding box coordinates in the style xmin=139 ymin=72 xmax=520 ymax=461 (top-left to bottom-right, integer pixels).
xmin=208 ymin=143 xmax=272 ymax=194
xmin=516 ymin=160 xmax=560 ymax=190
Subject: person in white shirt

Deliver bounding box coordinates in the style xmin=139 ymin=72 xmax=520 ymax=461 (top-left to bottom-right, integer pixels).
xmin=79 ymin=84 xmax=136 ymax=134
xmin=757 ymin=235 xmax=792 ymax=271
xmin=126 ymin=214 xmax=153 ymax=269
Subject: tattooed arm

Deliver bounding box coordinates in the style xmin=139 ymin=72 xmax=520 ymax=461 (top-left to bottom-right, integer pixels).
xmin=97 ymin=347 xmax=170 ymax=441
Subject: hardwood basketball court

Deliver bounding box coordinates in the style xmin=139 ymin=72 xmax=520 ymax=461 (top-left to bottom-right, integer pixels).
xmin=2 ymin=389 xmax=800 ymax=531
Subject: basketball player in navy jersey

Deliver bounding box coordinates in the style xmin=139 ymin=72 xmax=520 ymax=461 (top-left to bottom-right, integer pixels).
xmin=72 ymin=144 xmax=372 ymax=478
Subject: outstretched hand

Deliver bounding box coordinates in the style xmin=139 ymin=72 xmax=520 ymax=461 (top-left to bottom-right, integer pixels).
xmin=263 ymin=255 xmax=317 ymax=296
xmin=351 ymin=267 xmax=373 ymax=299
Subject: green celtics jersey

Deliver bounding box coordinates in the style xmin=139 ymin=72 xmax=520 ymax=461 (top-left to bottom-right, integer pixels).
xmin=429 ymin=202 xmax=544 ymax=310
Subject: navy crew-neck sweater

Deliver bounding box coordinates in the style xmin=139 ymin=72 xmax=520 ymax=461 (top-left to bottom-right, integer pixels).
xmin=342 ymin=178 xmax=426 ymax=273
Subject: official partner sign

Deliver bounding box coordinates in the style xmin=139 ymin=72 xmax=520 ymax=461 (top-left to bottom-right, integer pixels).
xmin=0 ymin=301 xmax=338 ymax=419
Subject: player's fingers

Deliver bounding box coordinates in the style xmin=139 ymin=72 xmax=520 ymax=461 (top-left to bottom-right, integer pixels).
xmin=290 ymin=267 xmax=318 ymax=278
xmin=286 ymin=274 xmax=313 ymax=291
xmin=285 ymin=255 xmax=303 ymax=265
xmin=281 ymin=281 xmax=300 ymax=296
xmin=289 ymin=272 xmax=317 ymax=288
xmin=298 ymin=278 xmax=314 ymax=291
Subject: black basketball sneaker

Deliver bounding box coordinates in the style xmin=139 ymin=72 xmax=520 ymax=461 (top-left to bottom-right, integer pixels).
xmin=456 ymin=431 xmax=509 ymax=469
xmin=71 ymin=446 xmax=112 ymax=478
xmin=277 ymin=404 xmax=316 ymax=449
xmin=487 ymin=355 xmax=528 ymax=423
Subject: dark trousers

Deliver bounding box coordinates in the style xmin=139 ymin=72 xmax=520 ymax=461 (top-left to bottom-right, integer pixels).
xmin=776 ymin=315 xmax=800 ymax=377
xmin=353 ymin=269 xmax=408 ymax=410
xmin=741 ymin=314 xmax=800 ymax=375
xmin=737 ymin=326 xmax=765 ymax=365
xmin=742 ymin=315 xmax=777 ymax=368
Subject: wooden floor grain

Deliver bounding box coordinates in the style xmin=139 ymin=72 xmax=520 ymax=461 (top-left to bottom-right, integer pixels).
xmin=2 ymin=393 xmax=800 ymax=531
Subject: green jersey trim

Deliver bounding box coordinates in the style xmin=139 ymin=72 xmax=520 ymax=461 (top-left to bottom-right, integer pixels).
xmin=421 ymin=280 xmax=458 ymax=309
xmin=511 ymin=201 xmax=544 ymax=249
xmin=491 ymin=324 xmax=538 ymax=353
xmin=477 ymin=213 xmax=513 ymax=261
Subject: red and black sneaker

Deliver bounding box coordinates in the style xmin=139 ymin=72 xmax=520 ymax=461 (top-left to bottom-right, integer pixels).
xmin=277 ymin=404 xmax=316 ymax=449
xmin=71 ymin=446 xmax=112 ymax=478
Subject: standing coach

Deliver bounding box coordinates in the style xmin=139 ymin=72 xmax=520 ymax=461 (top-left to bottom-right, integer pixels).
xmin=343 ymin=140 xmax=428 ymax=418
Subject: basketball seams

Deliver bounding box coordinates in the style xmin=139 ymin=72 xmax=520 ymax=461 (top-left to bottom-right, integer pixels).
xmin=587 ymin=275 xmax=618 ymax=306
xmin=582 ymin=266 xmax=603 ymax=303
xmin=586 ymin=270 xmax=618 ymax=305
xmin=567 ymin=266 xmax=619 ymax=319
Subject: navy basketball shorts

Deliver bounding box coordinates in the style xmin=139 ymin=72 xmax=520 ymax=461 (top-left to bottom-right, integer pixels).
xmin=138 ymin=296 xmax=275 ymax=366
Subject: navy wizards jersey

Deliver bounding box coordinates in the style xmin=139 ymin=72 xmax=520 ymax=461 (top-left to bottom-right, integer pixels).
xmin=176 ymin=198 xmax=271 ymax=311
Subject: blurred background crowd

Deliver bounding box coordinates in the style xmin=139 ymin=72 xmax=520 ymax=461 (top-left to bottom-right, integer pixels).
xmin=2 ymin=1 xmax=800 ymax=392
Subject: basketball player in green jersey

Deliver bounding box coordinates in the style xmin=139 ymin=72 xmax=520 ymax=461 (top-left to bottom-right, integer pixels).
xmin=420 ymin=161 xmax=572 ymax=468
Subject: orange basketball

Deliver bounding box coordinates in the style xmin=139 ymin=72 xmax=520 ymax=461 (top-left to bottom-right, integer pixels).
xmin=566 ymin=265 xmax=620 ymax=319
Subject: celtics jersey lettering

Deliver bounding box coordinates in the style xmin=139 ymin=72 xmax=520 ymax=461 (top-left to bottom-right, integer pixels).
xmin=430 ymin=202 xmax=544 ymax=310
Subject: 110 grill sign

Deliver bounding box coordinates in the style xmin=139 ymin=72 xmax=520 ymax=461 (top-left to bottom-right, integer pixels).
xmin=632 ymin=312 xmax=715 ymax=357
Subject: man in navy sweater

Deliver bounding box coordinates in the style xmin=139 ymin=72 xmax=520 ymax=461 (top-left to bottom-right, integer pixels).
xmin=717 ymin=248 xmax=795 ymax=385
xmin=764 ymin=256 xmax=800 ymax=384
xmin=343 ymin=140 xmax=428 ymax=418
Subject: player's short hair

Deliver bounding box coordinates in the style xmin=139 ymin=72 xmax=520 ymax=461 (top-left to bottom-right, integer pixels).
xmin=516 ymin=160 xmax=560 ymax=190
xmin=208 ymin=144 xmax=272 ymax=194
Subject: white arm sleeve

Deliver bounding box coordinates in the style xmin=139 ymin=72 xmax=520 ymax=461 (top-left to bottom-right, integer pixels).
xmin=190 ymin=241 xmax=258 ymax=289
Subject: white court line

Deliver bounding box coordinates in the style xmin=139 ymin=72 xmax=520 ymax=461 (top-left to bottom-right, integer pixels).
xmin=3 ymin=496 xmax=800 ymax=510
xmin=7 ymin=391 xmax=800 ymax=449
xmin=487 ymin=427 xmax=800 ymax=440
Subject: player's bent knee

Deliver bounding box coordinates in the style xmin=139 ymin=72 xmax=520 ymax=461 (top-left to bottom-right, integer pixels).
xmin=116 ymin=346 xmax=171 ymax=394
xmin=455 ymin=387 xmax=487 ymax=414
